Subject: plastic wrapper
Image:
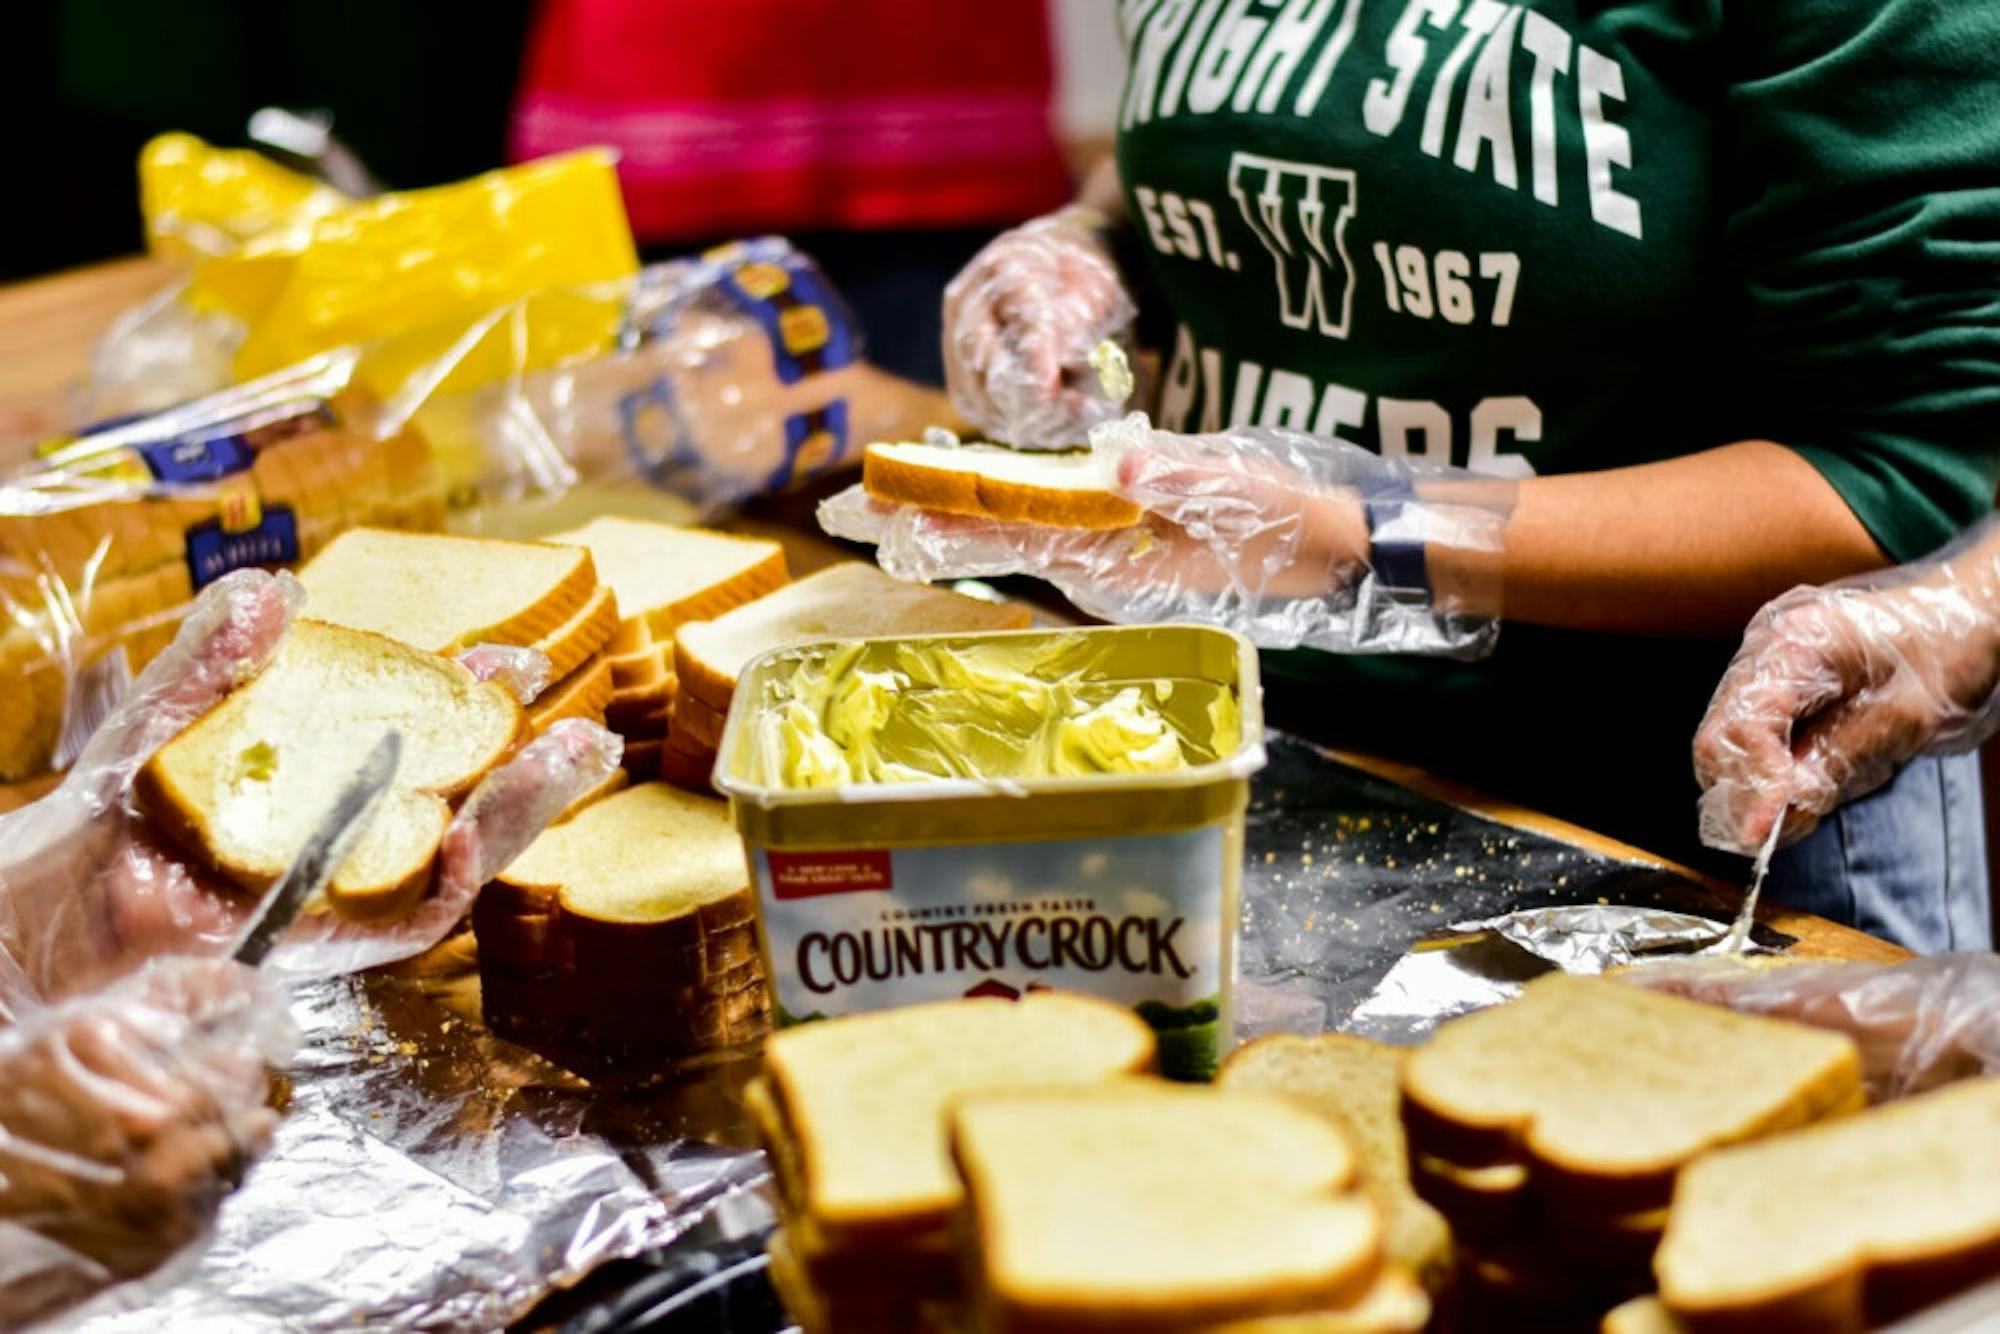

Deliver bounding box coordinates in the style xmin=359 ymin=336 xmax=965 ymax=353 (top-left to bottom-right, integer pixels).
xmin=434 ymin=238 xmax=954 ymax=526
xmin=0 ymin=955 xmax=296 ymax=1329
xmin=133 ymin=136 xmax=638 ymax=389
xmin=1694 ymin=514 xmax=2000 ymax=855
xmin=942 ymin=206 xmax=1139 ymax=449
xmin=0 ymin=571 xmax=621 ymax=1010
xmin=822 ymin=413 xmax=1514 ymax=658
xmin=1 ymin=353 xmax=442 ymax=785
xmin=1623 ymin=952 xmax=2000 ymax=1104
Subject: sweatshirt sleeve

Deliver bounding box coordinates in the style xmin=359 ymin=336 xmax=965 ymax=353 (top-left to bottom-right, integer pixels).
xmin=1726 ymin=0 xmax=2000 ymax=562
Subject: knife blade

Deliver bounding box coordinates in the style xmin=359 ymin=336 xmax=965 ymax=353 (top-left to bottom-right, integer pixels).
xmin=231 ymin=730 xmax=402 ymax=966
xmin=1715 ymin=804 xmax=1788 ymax=956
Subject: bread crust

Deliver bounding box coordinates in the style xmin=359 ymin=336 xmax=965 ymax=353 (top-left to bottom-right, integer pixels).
xmin=529 ymin=584 xmax=622 ymax=682
xmin=527 ymin=652 xmax=615 ymax=733
xmin=670 ymin=688 xmax=728 ymax=750
xmin=863 ymin=444 xmax=1143 ymax=530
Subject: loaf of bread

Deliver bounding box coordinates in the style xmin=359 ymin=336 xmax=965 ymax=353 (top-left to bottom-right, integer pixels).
xmin=0 ymin=393 xmax=441 ymax=782
xmin=752 ymin=995 xmax=1155 ymax=1333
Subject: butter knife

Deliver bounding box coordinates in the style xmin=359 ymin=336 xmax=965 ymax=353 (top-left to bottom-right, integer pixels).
xmin=230 ymin=730 xmax=401 ymax=965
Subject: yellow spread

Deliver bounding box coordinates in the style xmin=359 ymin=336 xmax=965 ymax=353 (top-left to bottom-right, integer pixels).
xmin=1089 ymin=339 xmax=1134 ymax=404
xmin=755 ymin=638 xmax=1240 ymax=789
xmin=232 ymin=740 xmax=279 ymax=784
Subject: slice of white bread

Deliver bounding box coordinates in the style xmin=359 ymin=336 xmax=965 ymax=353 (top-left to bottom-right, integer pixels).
xmin=298 ymin=528 xmax=596 ymax=653
xmin=763 ymin=994 xmax=1155 ymax=1242
xmin=137 ymin=619 xmax=522 ymax=919
xmin=481 ymin=782 xmax=766 ymax=1059
xmin=544 ymin=516 xmax=788 ymax=639
xmin=950 ymin=1079 xmax=1383 ymax=1329
xmin=1220 ymin=1034 xmax=1453 ymax=1290
xmin=863 ymin=441 xmax=1142 ymax=530
xmin=1655 ymin=1076 xmax=2000 ymax=1333
xmin=1402 ymin=975 xmax=1863 ymax=1215
xmin=674 ymin=562 xmax=1032 ymax=712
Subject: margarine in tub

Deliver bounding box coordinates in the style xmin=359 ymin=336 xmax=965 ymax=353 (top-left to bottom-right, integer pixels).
xmin=714 ymin=625 xmax=1264 ymax=1078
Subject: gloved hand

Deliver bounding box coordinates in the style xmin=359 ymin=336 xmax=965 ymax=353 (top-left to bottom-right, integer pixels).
xmin=942 ymin=206 xmax=1138 ymax=449
xmin=1623 ymin=952 xmax=2000 ymax=1104
xmin=821 ymin=414 xmax=1515 ymax=657
xmin=0 ymin=568 xmax=622 ymax=1012
xmin=0 ymin=955 xmax=294 ymax=1327
xmin=1693 ymin=519 xmax=2000 ymax=855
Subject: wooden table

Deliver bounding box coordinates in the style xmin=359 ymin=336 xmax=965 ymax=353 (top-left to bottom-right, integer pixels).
xmin=0 ymin=255 xmax=1907 ymax=966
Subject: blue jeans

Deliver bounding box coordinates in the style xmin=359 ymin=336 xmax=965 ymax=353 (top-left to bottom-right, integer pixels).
xmin=1767 ymin=753 xmax=1993 ymax=953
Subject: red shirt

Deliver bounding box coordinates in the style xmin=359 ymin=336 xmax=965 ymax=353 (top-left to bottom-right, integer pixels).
xmin=511 ymin=0 xmax=1074 ymax=241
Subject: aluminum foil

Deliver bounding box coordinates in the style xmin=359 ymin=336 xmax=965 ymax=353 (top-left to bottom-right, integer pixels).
xmin=63 ymin=966 xmax=771 ymax=1332
xmin=1234 ymin=733 xmax=1790 ymax=1047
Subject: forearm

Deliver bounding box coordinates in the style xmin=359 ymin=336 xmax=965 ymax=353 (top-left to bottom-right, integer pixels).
xmin=1435 ymin=441 xmax=1888 ymax=635
xmin=1073 ymin=155 xmax=1127 ymax=224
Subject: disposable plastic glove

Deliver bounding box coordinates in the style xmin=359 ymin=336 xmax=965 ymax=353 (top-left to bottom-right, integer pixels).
xmin=1624 ymin=953 xmax=2000 ymax=1104
xmin=821 ymin=414 xmax=1514 ymax=658
xmin=942 ymin=207 xmax=1138 ymax=449
xmin=0 ymin=568 xmax=621 ymax=1013
xmin=1693 ymin=517 xmax=2000 ymax=855
xmin=0 ymin=955 xmax=294 ymax=1327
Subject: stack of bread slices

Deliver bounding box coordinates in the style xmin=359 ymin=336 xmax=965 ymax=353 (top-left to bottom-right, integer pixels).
xmin=752 ymin=996 xmax=1430 ymax=1334
xmin=1613 ymin=1073 xmax=2000 ymax=1333
xmin=1219 ymin=1033 xmax=1455 ymax=1296
xmin=542 ymin=517 xmax=788 ymax=783
xmin=1399 ymin=974 xmax=1865 ymax=1321
xmin=297 ymin=528 xmax=621 ymax=742
xmin=669 ymin=561 xmax=1032 ymax=791
xmin=474 ymin=780 xmax=769 ymax=1070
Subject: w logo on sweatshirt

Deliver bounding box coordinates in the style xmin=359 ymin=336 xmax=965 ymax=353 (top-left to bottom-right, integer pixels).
xmin=1226 ymin=153 xmax=1358 ymax=340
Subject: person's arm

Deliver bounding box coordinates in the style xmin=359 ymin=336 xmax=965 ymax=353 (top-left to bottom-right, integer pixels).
xmin=1427 ymin=441 xmax=1886 ymax=636
xmin=1074 ymin=155 xmax=1127 ymax=223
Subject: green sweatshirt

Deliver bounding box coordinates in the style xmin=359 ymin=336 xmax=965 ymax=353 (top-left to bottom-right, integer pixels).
xmin=1112 ymin=0 xmax=2000 ymax=875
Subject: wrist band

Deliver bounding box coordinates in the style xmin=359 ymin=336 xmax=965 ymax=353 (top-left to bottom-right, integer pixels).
xmin=1360 ymin=476 xmax=1431 ymax=599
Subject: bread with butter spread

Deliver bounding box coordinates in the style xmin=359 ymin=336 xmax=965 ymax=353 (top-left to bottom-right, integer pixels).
xmin=137 ymin=618 xmax=523 ymax=920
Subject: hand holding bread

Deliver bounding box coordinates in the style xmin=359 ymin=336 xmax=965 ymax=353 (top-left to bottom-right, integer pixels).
xmin=826 ymin=414 xmax=1513 ymax=656
xmin=0 ymin=568 xmax=620 ymax=1006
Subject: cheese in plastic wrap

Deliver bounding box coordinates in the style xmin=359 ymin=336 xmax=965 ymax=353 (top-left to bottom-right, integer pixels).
xmin=2 ymin=356 xmax=441 ymax=783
